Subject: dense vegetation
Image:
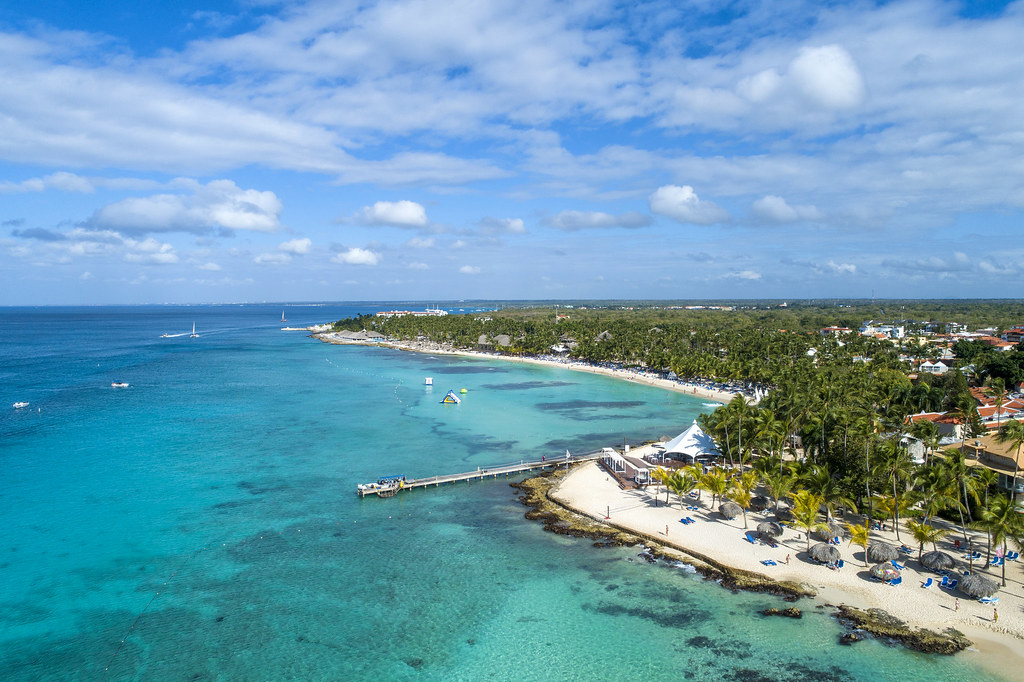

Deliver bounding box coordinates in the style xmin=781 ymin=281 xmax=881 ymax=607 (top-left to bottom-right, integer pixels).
xmin=334 ymin=300 xmax=1024 ymax=570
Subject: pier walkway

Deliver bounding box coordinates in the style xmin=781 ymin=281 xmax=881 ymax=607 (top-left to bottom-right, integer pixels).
xmin=357 ymin=450 xmax=604 ymax=497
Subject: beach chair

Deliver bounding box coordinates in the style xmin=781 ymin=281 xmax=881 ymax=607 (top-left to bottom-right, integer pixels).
xmin=979 ymin=597 xmax=999 ymax=605
xmin=837 ymin=559 xmax=844 ymax=569
xmin=1010 ymin=551 xmax=1020 ymax=561
xmin=890 ymin=576 xmax=902 ymax=586
xmin=940 ymin=575 xmax=950 ymax=588
xmin=900 ymin=545 xmax=912 ymax=554
xmin=921 ymin=578 xmax=933 ymax=588
xmin=948 ymin=578 xmax=958 ymax=589
xmin=686 ymin=517 xmax=695 ymax=524
xmin=891 ymin=560 xmax=905 ymax=570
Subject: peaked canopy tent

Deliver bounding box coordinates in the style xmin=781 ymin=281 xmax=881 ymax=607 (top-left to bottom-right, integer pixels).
xmin=663 ymin=421 xmax=720 ymax=463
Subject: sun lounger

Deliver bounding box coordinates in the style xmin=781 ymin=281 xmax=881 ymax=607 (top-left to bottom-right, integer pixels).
xmin=890 ymin=576 xmax=902 ymax=586
xmin=1010 ymin=551 xmax=1020 ymax=561
xmin=760 ymin=559 xmax=777 ymax=566
xmin=745 ymin=533 xmax=756 ymax=544
xmin=921 ymin=578 xmax=933 ymax=588
xmin=940 ymin=576 xmax=950 ymax=588
xmin=686 ymin=517 xmax=695 ymax=523
xmin=891 ymin=560 xmax=905 ymax=570
xmin=979 ymin=597 xmax=999 ymax=605
xmin=900 ymin=545 xmax=912 ymax=554
xmin=837 ymin=559 xmax=844 ymax=569
xmin=948 ymin=578 xmax=958 ymax=589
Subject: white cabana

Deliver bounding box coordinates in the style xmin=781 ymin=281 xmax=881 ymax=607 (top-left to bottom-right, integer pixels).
xmin=663 ymin=421 xmax=720 ymax=463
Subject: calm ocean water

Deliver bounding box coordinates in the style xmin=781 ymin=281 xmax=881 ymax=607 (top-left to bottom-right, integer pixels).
xmin=0 ymin=305 xmax=1002 ymax=681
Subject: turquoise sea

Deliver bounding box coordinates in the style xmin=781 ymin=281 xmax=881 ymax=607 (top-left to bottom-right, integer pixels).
xmin=0 ymin=304 xmax=1003 ymax=681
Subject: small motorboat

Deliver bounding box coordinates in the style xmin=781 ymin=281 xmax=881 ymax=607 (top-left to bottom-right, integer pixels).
xmin=13 ymin=401 xmax=29 ymax=409
xmin=111 ymin=381 xmax=130 ymax=388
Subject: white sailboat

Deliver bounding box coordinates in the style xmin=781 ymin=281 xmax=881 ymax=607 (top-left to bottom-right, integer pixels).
xmin=190 ymin=322 xmax=198 ymax=338
xmin=281 ymin=310 xmax=287 ymax=323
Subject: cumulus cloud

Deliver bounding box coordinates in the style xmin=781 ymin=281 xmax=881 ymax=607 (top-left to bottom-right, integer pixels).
xmin=278 ymin=237 xmax=312 ymax=254
xmin=355 ymin=200 xmax=428 ymax=228
xmin=478 ymin=217 xmax=526 ymax=234
xmin=91 ymin=180 xmax=282 ymax=234
xmin=788 ymin=45 xmax=865 ymax=111
xmin=196 ymin=262 xmax=221 ymax=271
xmin=751 ymin=195 xmax=823 ymax=223
xmin=405 ymin=236 xmax=435 ymax=248
xmin=407 ymin=262 xmax=429 ymax=270
xmin=649 ymin=185 xmax=729 ymax=225
xmin=459 ymin=265 xmax=481 ymax=274
xmin=825 ymin=260 xmax=856 ymax=275
xmin=333 ymin=247 xmax=380 ymax=265
xmin=544 ymin=210 xmax=651 ymax=231
xmin=12 ymin=227 xmax=67 ymax=241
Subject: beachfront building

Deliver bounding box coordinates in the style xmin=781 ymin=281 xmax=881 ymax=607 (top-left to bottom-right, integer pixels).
xmin=662 ymin=421 xmax=720 ymax=464
xmin=600 ymin=448 xmax=653 ymax=486
xmin=962 ymin=434 xmax=1024 ymax=499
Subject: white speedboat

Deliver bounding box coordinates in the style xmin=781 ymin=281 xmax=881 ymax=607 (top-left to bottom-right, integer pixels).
xmin=111 ymin=381 xmax=130 ymax=388
xmin=13 ymin=401 xmax=29 ymax=408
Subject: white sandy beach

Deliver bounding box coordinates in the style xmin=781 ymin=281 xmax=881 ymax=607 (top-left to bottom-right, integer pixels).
xmin=551 ymin=455 xmax=1024 ymax=673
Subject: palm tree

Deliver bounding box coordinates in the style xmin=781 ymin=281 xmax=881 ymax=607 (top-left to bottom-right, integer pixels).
xmin=651 ymin=467 xmax=673 ymax=506
xmin=995 ymin=419 xmax=1024 ymax=504
xmin=801 ymin=465 xmax=858 ymax=523
xmin=872 ymin=440 xmax=916 ymax=542
xmin=702 ymin=468 xmax=729 ymax=508
xmin=913 ymin=462 xmax=961 ymax=526
xmin=977 ymin=494 xmax=1024 ymax=586
xmin=763 ymin=469 xmax=797 ymax=514
xmin=667 ymin=469 xmax=697 ymax=508
xmin=791 ymin=490 xmax=828 ymax=552
xmin=846 ymin=521 xmax=870 ymax=567
xmin=728 ymin=470 xmax=759 ymax=529
xmin=906 ymin=519 xmax=949 ymax=564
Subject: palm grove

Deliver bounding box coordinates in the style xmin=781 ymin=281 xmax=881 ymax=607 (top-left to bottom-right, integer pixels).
xmin=335 ymin=301 xmax=1024 ymax=581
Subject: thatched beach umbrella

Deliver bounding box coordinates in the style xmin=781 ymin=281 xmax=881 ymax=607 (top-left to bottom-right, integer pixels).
xmin=809 ymin=543 xmax=841 ymax=564
xmin=920 ymin=550 xmax=956 ymax=572
xmin=757 ymin=520 xmax=783 ymax=538
xmin=959 ymin=573 xmax=999 ymax=599
xmin=750 ymin=495 xmax=771 ymax=512
xmin=812 ymin=522 xmax=849 ymax=541
xmin=870 ymin=562 xmax=900 ymax=581
xmin=720 ymin=501 xmax=742 ymax=520
xmin=867 ymin=543 xmax=899 ymax=564
xmin=774 ymin=506 xmax=795 ymax=523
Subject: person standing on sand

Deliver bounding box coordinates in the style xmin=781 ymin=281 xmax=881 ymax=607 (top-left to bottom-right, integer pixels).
xmin=954 ymin=599 xmax=959 ymax=612
xmin=994 ymin=608 xmax=998 ymax=623
xmin=666 ymin=524 xmax=669 ymax=536
xmin=785 ymin=554 xmax=790 ymax=565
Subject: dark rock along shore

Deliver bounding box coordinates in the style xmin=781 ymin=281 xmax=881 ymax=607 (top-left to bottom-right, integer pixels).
xmin=512 ymin=465 xmax=973 ymax=656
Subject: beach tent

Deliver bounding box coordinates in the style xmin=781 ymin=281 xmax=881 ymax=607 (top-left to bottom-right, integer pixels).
xmin=663 ymin=421 xmax=720 ymax=462
xmin=440 ymin=390 xmax=462 ymax=404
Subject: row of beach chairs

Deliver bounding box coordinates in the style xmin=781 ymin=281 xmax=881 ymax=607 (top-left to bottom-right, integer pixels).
xmin=679 ymin=517 xmax=698 ymax=525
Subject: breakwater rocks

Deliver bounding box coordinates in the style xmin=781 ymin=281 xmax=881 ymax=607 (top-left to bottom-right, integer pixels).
xmin=834 ymin=606 xmax=972 ymax=655
xmin=512 ymin=467 xmax=813 ymax=602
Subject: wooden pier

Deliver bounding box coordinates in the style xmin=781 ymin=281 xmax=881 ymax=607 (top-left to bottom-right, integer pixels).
xmin=357 ymin=451 xmax=603 ymax=497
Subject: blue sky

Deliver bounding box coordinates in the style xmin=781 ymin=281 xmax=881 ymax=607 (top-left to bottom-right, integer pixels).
xmin=2 ymin=0 xmax=1023 ymax=304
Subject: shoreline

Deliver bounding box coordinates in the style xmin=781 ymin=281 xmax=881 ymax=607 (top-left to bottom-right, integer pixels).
xmin=311 ymin=329 xmax=1020 ymax=674
xmin=311 ymin=333 xmax=744 ymax=405
xmin=544 ymin=457 xmax=1023 ymax=675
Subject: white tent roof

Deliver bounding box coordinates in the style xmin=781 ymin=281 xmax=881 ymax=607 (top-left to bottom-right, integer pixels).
xmin=663 ymin=421 xmax=719 ymax=459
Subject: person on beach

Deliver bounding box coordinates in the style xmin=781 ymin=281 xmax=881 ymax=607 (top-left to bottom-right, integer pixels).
xmin=954 ymin=599 xmax=959 ymax=612
xmin=666 ymin=524 xmax=669 ymax=536
xmin=994 ymin=608 xmax=998 ymax=623
xmin=785 ymin=554 xmax=790 ymax=565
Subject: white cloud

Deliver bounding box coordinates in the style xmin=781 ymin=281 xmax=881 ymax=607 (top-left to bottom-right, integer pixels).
xmin=80 ymin=271 xmax=93 ymax=280
xmin=723 ymin=270 xmax=762 ymax=280
xmin=122 ymin=237 xmax=179 ymax=264
xmin=649 ymin=185 xmax=729 ymax=225
xmin=407 ymin=262 xmax=429 ymax=270
xmin=92 ymin=179 xmax=282 ymax=234
xmin=196 ymin=262 xmax=221 ymax=271
xmin=405 ymin=237 xmax=436 ymax=248
xmin=788 ymin=45 xmax=865 ymax=111
xmin=333 ymin=247 xmax=380 ymax=265
xmin=751 ymin=195 xmax=823 ymax=223
xmin=825 ymin=260 xmax=856 ymax=275
xmin=459 ymin=265 xmax=481 ymax=274
xmin=478 ymin=217 xmax=526 ymax=234
xmin=545 ymin=210 xmax=651 ymax=231
xmin=356 ymin=200 xmax=428 ymax=228
xmin=254 ymin=252 xmax=292 ymax=265
xmin=451 ymin=240 xmax=467 ymax=248
xmin=278 ymin=237 xmax=312 ymax=254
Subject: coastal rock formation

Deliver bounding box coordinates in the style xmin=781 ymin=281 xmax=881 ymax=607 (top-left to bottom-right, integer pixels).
xmin=512 ymin=467 xmax=813 ymax=602
xmin=762 ymin=607 xmax=802 ymax=619
xmin=834 ymin=606 xmax=971 ymax=655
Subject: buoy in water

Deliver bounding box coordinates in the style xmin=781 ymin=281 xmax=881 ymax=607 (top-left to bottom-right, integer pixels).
xmin=460 ymin=388 xmax=467 ymax=393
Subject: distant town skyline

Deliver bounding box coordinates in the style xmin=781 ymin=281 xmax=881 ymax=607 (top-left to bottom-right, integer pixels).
xmin=2 ymin=0 xmax=1023 ymax=305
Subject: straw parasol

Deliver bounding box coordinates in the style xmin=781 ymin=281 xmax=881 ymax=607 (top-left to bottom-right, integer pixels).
xmin=774 ymin=506 xmax=795 ymax=523
xmin=959 ymin=573 xmax=999 ymax=599
xmin=720 ymin=501 xmax=742 ymax=520
xmin=812 ymin=522 xmax=849 ymax=541
xmin=749 ymin=495 xmax=771 ymax=512
xmin=920 ymin=550 xmax=956 ymax=572
xmin=870 ymin=562 xmax=900 ymax=581
xmin=757 ymin=520 xmax=783 ymax=538
xmin=867 ymin=543 xmax=899 ymax=564
xmin=809 ymin=543 xmax=841 ymax=564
